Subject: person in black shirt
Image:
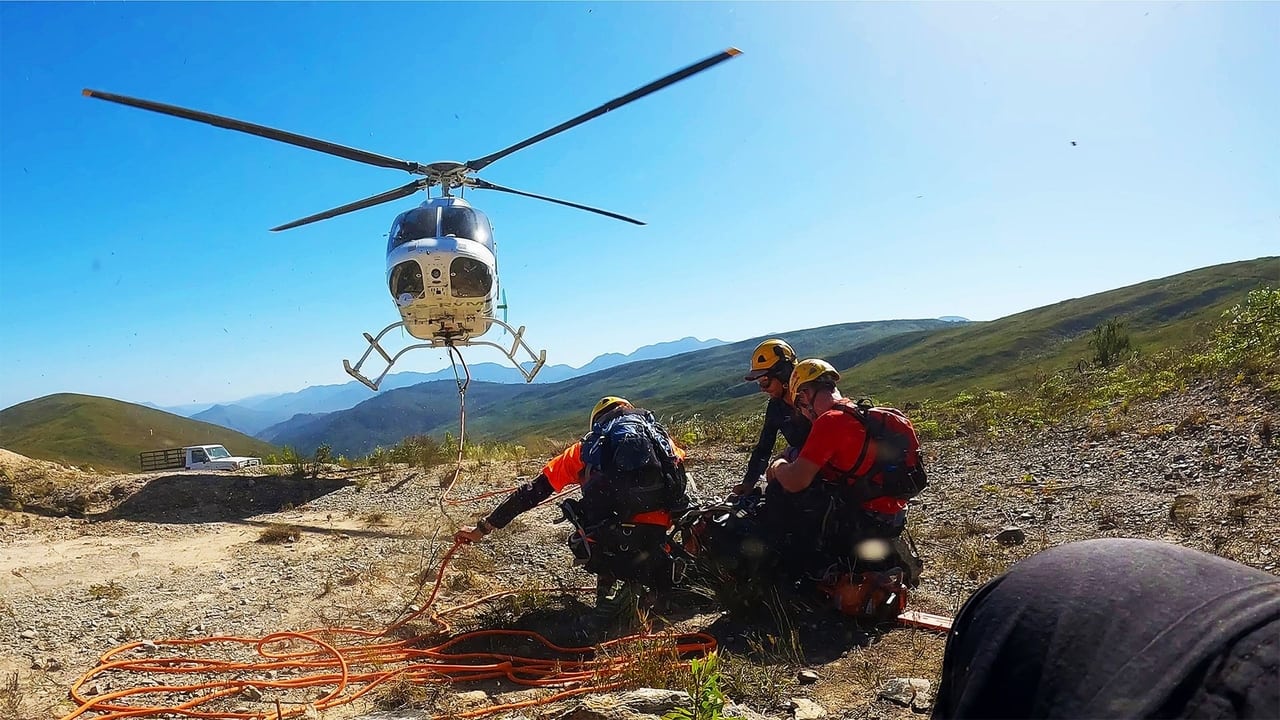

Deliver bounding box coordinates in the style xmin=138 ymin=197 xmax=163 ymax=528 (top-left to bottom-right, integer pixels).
xmin=933 ymin=538 xmax=1279 ymax=719
xmin=735 ymin=339 xmax=811 ymax=495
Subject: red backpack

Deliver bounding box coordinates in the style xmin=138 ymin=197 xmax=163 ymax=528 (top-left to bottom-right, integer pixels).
xmin=828 ymin=402 xmax=929 ymax=501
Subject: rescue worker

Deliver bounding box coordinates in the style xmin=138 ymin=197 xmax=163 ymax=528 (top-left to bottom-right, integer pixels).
xmin=734 ymin=339 xmax=811 ymax=495
xmin=933 ymin=538 xmax=1279 ymax=719
xmin=766 ymin=358 xmax=924 ymax=586
xmin=455 ymin=396 xmax=689 ymax=607
xmin=768 ymin=359 xmax=909 ymax=540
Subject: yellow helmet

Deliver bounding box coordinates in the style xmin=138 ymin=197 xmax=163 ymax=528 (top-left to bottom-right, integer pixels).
xmin=789 ymin=359 xmax=841 ymax=403
xmin=589 ymin=396 xmax=631 ymax=427
xmin=744 ymin=339 xmax=797 ymax=381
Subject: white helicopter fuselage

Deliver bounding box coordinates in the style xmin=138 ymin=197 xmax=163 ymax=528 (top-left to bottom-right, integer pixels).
xmin=384 ymin=197 xmax=500 ymax=342
xmin=387 ymin=236 xmax=497 ymax=341
xmin=346 ymin=197 xmax=546 ymax=390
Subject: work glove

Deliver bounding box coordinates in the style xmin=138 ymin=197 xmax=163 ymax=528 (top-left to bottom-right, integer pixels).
xmin=454 ymin=520 xmax=493 ymax=544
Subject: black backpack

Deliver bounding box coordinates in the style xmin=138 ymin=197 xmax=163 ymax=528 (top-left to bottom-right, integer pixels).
xmin=578 ymin=408 xmax=688 ymax=522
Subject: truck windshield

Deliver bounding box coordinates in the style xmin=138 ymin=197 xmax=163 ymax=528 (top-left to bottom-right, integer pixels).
xmin=205 ymin=446 xmax=231 ymax=459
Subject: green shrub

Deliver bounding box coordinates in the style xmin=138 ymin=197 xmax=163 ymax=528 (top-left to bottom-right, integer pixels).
xmin=1090 ymin=316 xmax=1133 ymax=368
xmin=663 ymin=651 xmax=743 ymax=720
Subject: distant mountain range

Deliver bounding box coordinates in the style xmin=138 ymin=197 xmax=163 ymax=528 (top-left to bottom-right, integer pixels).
xmin=183 ymin=336 xmax=727 ymax=435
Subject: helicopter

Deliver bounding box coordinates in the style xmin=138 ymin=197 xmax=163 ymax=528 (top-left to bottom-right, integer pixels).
xmin=83 ymin=48 xmax=741 ymax=390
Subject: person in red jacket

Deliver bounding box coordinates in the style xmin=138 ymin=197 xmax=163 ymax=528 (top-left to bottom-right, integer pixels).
xmin=767 ymin=359 xmax=918 ymax=581
xmin=455 ymin=396 xmax=688 ymax=605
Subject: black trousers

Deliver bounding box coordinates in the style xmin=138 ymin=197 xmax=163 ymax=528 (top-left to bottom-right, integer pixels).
xmin=933 ymin=538 xmax=1280 ymax=720
xmin=572 ymin=520 xmax=673 ymax=592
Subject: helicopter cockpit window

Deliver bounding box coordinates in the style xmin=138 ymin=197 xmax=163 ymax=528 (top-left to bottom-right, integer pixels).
xmin=449 ymin=257 xmax=493 ymax=298
xmin=440 ymin=207 xmax=493 ymax=248
xmin=390 ymin=261 xmax=425 ymax=299
xmin=388 ymin=207 xmax=438 ymax=251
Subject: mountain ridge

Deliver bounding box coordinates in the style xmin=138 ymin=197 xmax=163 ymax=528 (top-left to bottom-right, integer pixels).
xmin=5 ymin=257 xmax=1274 ymax=468
xmin=188 ymin=336 xmax=726 ymax=434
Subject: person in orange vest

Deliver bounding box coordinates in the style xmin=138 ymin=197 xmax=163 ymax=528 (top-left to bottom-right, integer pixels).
xmin=734 ymin=339 xmax=811 ymax=495
xmin=456 ymin=396 xmax=690 ymax=605
xmin=767 ymin=359 xmax=923 ymax=583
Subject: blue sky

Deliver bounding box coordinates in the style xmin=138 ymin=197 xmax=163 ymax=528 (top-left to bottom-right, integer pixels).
xmin=1 ymin=2 xmax=1276 ymax=409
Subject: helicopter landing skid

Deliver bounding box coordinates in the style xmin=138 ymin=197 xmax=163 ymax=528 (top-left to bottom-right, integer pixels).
xmin=343 ymin=319 xmax=547 ymax=391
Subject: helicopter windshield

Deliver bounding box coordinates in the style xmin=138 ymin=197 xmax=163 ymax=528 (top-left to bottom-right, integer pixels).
xmin=441 ymin=207 xmax=493 ymax=248
xmin=388 ymin=207 xmax=438 ymax=251
xmin=450 ymin=257 xmax=493 ymax=298
xmin=387 ymin=205 xmax=493 ymax=251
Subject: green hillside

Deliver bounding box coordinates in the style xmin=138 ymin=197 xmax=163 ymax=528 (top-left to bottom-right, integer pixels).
xmin=0 ymin=393 xmax=280 ymax=473
xmin=274 ymin=257 xmax=1277 ymax=455
xmin=273 ymin=319 xmax=954 ymax=454
xmin=13 ymin=258 xmax=1272 ymax=463
xmin=841 ymin=256 xmax=1279 ymax=402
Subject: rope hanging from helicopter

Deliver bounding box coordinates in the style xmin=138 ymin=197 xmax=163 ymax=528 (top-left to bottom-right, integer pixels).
xmin=438 ymin=342 xmax=471 ymax=509
xmin=433 ymin=343 xmax=579 ymax=510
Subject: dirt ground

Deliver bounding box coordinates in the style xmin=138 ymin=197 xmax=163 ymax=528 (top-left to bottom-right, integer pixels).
xmin=1 ymin=382 xmax=1276 ymax=720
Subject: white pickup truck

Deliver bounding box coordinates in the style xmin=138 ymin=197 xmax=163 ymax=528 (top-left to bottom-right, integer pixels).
xmin=138 ymin=444 xmax=262 ymax=472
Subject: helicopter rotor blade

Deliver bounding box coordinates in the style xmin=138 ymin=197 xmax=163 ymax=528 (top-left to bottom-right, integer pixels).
xmin=471 ymin=177 xmax=644 ymax=225
xmin=82 ymin=89 xmax=424 ymax=174
xmin=271 ymin=179 xmax=428 ymax=232
xmin=465 ymin=47 xmax=741 ymax=173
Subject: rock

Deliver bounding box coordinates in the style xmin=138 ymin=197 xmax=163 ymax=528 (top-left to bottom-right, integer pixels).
xmin=559 ymin=688 xmax=690 ymax=719
xmin=878 ymin=678 xmax=933 ymax=710
xmin=19 ymin=630 xmax=37 ymax=640
xmin=1170 ymin=493 xmax=1199 ymax=522
xmin=616 ymin=688 xmax=689 ymax=714
xmin=995 ymin=527 xmax=1026 ymax=546
xmin=452 ymin=690 xmax=489 ymax=710
xmin=797 ymin=668 xmax=820 ymax=684
xmin=240 ymin=685 xmax=263 ymax=701
xmin=723 ymin=703 xmax=772 ymax=720
xmin=789 ymin=697 xmax=828 ymax=719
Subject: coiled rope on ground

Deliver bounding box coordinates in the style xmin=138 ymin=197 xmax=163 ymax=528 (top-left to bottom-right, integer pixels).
xmin=62 ymin=347 xmax=714 ymax=720
xmin=61 ymin=538 xmax=716 ymax=720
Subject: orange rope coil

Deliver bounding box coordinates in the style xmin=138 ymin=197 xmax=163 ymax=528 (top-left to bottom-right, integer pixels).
xmin=61 ymin=539 xmax=716 ymax=720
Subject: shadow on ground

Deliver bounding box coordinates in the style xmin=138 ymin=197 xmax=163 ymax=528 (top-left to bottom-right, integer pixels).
xmin=90 ymin=473 xmax=352 ymax=523
xmin=696 ymin=590 xmax=879 ymax=666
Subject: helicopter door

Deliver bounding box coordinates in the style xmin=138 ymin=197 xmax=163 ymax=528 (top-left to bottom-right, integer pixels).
xmin=449 ymin=257 xmax=493 ymax=298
